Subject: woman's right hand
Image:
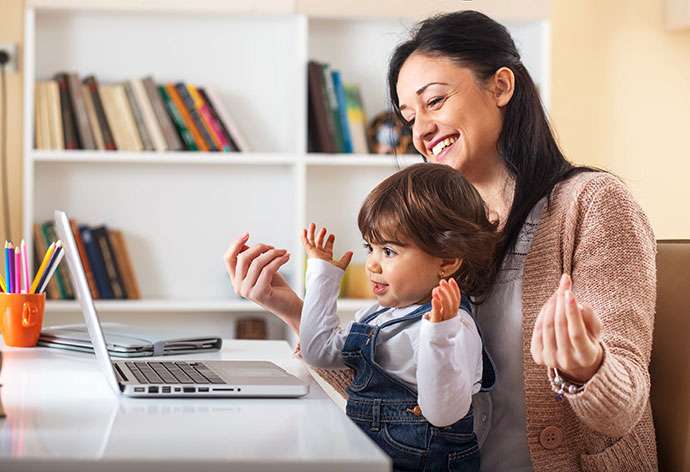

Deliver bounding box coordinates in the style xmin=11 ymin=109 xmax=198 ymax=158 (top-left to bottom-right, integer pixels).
xmin=224 ymin=233 xmax=303 ymax=334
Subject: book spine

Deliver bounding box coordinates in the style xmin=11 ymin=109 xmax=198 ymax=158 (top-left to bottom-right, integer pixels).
xmin=124 ymin=81 xmax=155 ymax=151
xmin=331 ymin=70 xmax=353 ymax=154
xmin=34 ymin=82 xmax=46 ymax=150
xmin=307 ymin=61 xmax=335 ymax=153
xmin=201 ymin=87 xmax=251 ymax=152
xmin=80 ymin=225 xmax=114 ymax=299
xmin=186 ymin=84 xmax=229 ymax=152
xmin=67 ymin=72 xmax=96 ymax=150
xmin=47 ymin=81 xmax=64 ymax=150
xmin=175 ymin=83 xmax=218 ymax=152
xmin=109 ymin=229 xmax=141 ymax=299
xmin=54 ymin=73 xmax=79 ymax=150
xmin=197 ymin=88 xmax=239 ymax=152
xmin=84 ymin=76 xmax=117 ymax=151
xmin=41 ymin=222 xmax=73 ymax=299
xmin=345 ymin=84 xmax=369 ymax=154
xmin=322 ymin=64 xmax=344 ymax=153
xmin=143 ymin=77 xmax=183 ymax=151
xmin=70 ymin=218 xmax=100 ymax=299
xmin=159 ymin=86 xmax=198 ymax=151
xmin=112 ymin=84 xmax=144 ymax=151
xmin=166 ymin=83 xmax=208 ymax=152
xmin=92 ymin=226 xmax=127 ymax=299
xmin=131 ymin=79 xmax=167 ymax=152
xmin=81 ymin=84 xmax=105 ymax=150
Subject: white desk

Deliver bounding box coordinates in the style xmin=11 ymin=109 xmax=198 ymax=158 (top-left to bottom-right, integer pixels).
xmin=0 ymin=340 xmax=390 ymax=471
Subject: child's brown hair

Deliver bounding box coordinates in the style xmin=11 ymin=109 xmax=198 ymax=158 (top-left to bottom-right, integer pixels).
xmin=358 ymin=163 xmax=498 ymax=300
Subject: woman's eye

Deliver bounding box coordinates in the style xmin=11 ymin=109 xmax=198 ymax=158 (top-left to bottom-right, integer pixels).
xmin=427 ymin=97 xmax=444 ymax=108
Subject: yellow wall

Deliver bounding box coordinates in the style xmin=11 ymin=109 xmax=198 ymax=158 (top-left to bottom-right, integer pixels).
xmin=0 ymin=0 xmax=24 ymax=242
xmin=551 ymin=0 xmax=690 ymax=239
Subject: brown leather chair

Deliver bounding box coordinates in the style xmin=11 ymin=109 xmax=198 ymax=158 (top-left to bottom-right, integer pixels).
xmin=651 ymin=240 xmax=690 ymax=471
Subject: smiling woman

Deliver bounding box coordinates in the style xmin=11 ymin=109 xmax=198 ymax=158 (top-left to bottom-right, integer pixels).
xmin=225 ymin=10 xmax=658 ymax=472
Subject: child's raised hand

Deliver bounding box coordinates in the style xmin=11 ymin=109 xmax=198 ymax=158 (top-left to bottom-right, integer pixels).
xmin=428 ymin=278 xmax=461 ymax=323
xmin=302 ymin=223 xmax=353 ymax=271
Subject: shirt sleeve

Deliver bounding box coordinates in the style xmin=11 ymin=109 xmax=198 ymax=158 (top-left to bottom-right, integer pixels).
xmin=416 ymin=309 xmax=483 ymax=427
xmin=298 ymin=258 xmax=350 ymax=369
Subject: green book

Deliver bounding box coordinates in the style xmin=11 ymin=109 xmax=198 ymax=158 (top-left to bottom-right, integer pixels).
xmin=158 ymin=85 xmax=197 ymax=151
xmin=322 ymin=64 xmax=344 ymax=153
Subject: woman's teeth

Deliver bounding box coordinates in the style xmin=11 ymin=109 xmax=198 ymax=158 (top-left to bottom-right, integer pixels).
xmin=432 ymin=136 xmax=458 ymax=156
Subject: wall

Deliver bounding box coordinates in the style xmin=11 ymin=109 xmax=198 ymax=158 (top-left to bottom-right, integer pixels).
xmin=551 ymin=0 xmax=690 ymax=238
xmin=0 ymin=0 xmax=23 ymax=242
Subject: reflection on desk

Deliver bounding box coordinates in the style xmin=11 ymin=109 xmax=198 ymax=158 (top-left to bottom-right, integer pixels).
xmin=0 ymin=340 xmax=390 ymax=472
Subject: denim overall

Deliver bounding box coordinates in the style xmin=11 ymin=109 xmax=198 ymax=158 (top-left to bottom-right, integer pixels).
xmin=343 ymin=296 xmax=496 ymax=472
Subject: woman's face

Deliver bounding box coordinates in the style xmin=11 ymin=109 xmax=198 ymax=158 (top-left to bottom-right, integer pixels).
xmin=396 ymin=53 xmax=506 ymax=177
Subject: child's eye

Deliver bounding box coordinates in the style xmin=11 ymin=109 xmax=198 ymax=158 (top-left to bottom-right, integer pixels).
xmin=362 ymin=242 xmax=372 ymax=253
xmin=383 ymin=247 xmax=396 ymax=257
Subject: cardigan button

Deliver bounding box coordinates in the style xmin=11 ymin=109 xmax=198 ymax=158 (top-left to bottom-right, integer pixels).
xmin=539 ymin=426 xmax=563 ymax=450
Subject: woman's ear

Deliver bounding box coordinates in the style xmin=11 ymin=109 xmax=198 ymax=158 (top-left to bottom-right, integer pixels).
xmin=439 ymin=258 xmax=462 ymax=279
xmin=492 ymin=66 xmax=515 ymax=108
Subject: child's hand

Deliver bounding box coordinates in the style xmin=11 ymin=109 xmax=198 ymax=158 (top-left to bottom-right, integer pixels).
xmin=428 ymin=278 xmax=461 ymax=323
xmin=302 ymin=223 xmax=353 ymax=271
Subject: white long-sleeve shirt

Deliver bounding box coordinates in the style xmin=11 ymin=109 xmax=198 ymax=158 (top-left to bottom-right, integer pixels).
xmin=300 ymin=258 xmax=483 ymax=427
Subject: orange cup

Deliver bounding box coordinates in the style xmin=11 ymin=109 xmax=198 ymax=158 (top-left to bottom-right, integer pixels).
xmin=1 ymin=293 xmax=46 ymax=347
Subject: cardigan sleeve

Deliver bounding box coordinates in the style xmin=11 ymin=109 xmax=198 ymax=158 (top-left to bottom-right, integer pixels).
xmin=566 ymin=175 xmax=656 ymax=438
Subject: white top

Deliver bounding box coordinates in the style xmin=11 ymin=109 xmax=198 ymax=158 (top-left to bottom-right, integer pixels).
xmin=0 ymin=340 xmax=389 ymax=472
xmin=299 ymin=258 xmax=483 ymax=427
xmin=472 ymin=198 xmax=546 ymax=472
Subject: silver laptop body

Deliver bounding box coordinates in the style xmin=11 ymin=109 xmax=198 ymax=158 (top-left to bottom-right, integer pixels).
xmin=54 ymin=210 xmax=309 ymax=398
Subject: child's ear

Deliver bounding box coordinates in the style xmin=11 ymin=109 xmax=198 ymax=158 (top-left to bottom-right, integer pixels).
xmin=439 ymin=258 xmax=462 ymax=278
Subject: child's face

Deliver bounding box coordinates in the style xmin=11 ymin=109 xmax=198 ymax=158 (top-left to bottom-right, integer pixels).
xmin=364 ymin=238 xmax=442 ymax=308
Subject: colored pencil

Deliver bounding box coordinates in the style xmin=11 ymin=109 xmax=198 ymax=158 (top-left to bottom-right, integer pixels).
xmin=21 ymin=240 xmax=30 ymax=294
xmin=31 ymin=241 xmax=56 ymax=294
xmin=14 ymin=247 xmax=20 ymax=294
xmin=38 ymin=246 xmax=65 ymax=295
xmin=35 ymin=243 xmax=63 ymax=295
xmin=0 ymin=273 xmax=5 ymax=292
xmin=6 ymin=242 xmax=14 ymax=293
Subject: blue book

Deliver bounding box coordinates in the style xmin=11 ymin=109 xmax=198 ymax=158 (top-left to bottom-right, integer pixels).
xmin=331 ymin=70 xmax=353 ymax=154
xmin=79 ymin=225 xmax=114 ymax=299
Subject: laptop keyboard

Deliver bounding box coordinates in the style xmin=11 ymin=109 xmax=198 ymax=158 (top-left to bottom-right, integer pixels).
xmin=124 ymin=361 xmax=225 ymax=385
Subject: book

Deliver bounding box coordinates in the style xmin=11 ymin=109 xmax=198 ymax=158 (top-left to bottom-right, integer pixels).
xmin=186 ymin=84 xmax=231 ymax=152
xmin=81 ymin=83 xmax=105 ymax=150
xmin=175 ymin=82 xmax=218 ymax=152
xmin=158 ymin=85 xmax=197 ymax=151
xmin=99 ymin=84 xmax=143 ymax=152
xmin=202 ymin=87 xmax=250 ymax=152
xmin=33 ymin=223 xmax=59 ymax=299
xmin=53 ymin=73 xmax=79 ymax=150
xmin=165 ymin=83 xmax=208 ymax=151
xmin=108 ymin=229 xmax=140 ymax=299
xmin=66 ymin=72 xmax=96 ymax=150
xmin=91 ymin=226 xmax=128 ymax=300
xmin=41 ymin=222 xmax=75 ymax=299
xmin=80 ymin=225 xmax=114 ymax=299
xmin=83 ymin=76 xmax=117 ymax=151
xmin=46 ymin=80 xmax=64 ymax=150
xmin=307 ymin=60 xmax=336 ymax=153
xmin=322 ymin=64 xmax=344 ymax=153
xmin=123 ymin=81 xmax=155 ymax=151
xmin=331 ymin=70 xmax=353 ymax=154
xmin=142 ymin=77 xmax=183 ymax=152
xmin=34 ymin=82 xmax=47 ymax=150
xmin=69 ymin=218 xmax=100 ymax=299
xmin=345 ymin=84 xmax=369 ymax=154
xmin=130 ymin=78 xmax=167 ymax=152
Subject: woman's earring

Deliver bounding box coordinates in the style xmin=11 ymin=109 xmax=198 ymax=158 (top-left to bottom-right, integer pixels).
xmin=439 ymin=271 xmax=445 ymax=279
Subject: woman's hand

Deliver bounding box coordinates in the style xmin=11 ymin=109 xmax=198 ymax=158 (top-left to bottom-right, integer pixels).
xmin=301 ymin=223 xmax=353 ymax=271
xmin=224 ymin=232 xmax=303 ymax=333
xmin=531 ymin=274 xmax=604 ymax=384
xmin=427 ymin=278 xmax=461 ymax=323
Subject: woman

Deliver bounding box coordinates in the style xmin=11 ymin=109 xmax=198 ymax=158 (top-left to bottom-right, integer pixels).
xmin=225 ymin=11 xmax=657 ymax=471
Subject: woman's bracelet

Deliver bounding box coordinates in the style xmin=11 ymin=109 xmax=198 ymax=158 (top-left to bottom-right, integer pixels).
xmin=550 ymin=368 xmax=585 ymax=401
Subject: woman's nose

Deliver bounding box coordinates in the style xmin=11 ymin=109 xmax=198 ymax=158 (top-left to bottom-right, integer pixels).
xmin=413 ymin=114 xmax=437 ymax=150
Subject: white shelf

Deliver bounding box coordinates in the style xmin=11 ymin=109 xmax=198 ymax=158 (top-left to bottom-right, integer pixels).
xmin=46 ymin=299 xmax=266 ymax=313
xmin=304 ymin=154 xmax=421 ymax=167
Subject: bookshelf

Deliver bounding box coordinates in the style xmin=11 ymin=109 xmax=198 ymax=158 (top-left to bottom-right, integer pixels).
xmin=22 ymin=1 xmax=550 ymax=340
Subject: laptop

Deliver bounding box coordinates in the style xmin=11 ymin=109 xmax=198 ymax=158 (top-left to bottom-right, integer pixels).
xmin=54 ymin=210 xmax=309 ymax=398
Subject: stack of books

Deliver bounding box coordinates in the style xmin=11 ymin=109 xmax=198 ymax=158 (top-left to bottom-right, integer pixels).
xmin=34 ymin=74 xmax=250 ymax=153
xmin=307 ymin=60 xmax=369 ymax=154
xmin=33 ymin=220 xmax=140 ymax=300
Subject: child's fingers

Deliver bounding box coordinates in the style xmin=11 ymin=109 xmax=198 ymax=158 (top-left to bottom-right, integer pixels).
xmin=448 ymin=278 xmax=460 ymax=310
xmin=301 ymin=228 xmax=309 ymax=247
xmin=430 ymin=289 xmax=442 ymax=323
xmin=438 ymin=281 xmax=455 ymax=319
xmin=315 ymin=227 xmax=327 ymax=248
xmin=307 ymin=223 xmax=316 ymax=245
xmin=337 ymin=251 xmax=353 ymax=270
xmin=325 ymin=234 xmax=335 ymax=252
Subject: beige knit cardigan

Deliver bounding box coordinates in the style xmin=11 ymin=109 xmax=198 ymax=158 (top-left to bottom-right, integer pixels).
xmin=314 ymin=171 xmax=658 ymax=471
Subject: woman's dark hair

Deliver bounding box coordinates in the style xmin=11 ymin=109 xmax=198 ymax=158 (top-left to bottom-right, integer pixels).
xmin=358 ymin=163 xmax=498 ymax=300
xmin=387 ymin=10 xmax=591 ymax=285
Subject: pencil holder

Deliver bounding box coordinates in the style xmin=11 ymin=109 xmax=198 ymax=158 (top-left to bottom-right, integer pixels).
xmin=1 ymin=293 xmax=46 ymax=347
